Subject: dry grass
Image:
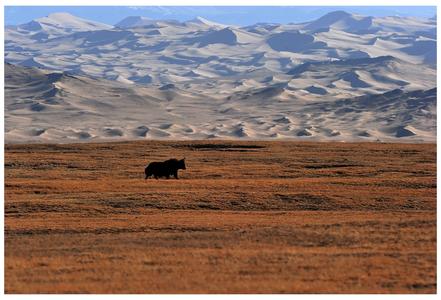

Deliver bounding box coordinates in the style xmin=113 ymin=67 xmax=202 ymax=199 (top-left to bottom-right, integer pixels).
xmin=4 ymin=140 xmax=436 ymax=293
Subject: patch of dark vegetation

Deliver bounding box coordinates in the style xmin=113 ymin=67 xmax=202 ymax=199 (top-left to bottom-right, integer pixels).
xmin=104 ymin=201 xmax=134 ymax=209
xmin=66 ymin=164 xmax=81 ymax=169
xmin=406 ymin=283 xmax=436 ymax=290
xmin=275 ymin=193 xmax=334 ymax=210
xmin=174 ymin=143 xmax=266 ymax=151
xmin=396 ymin=220 xmax=436 ymax=228
xmin=304 ymin=164 xmax=362 ymax=169
xmin=203 ymin=174 xmax=223 ymax=178
xmin=374 ymin=196 xmax=392 ymax=203
xmin=401 ymin=198 xmax=431 ymax=210
xmin=196 ymin=203 xmax=221 ymax=210
xmin=399 ymin=150 xmax=420 ymax=155
xmin=378 ymin=180 xmax=436 ymax=189
xmin=409 ymin=170 xmax=434 ymax=177
xmin=5 ymin=202 xmax=78 ymax=214
xmin=6 ymin=225 xmax=219 ymax=236
xmin=125 ymin=201 xmax=212 ymax=211
xmin=4 ymin=161 xmax=37 ymax=169
xmin=5 ymin=161 xmax=88 ymax=170
xmin=343 ymin=219 xmax=435 ymax=229
xmin=222 ymin=149 xmax=259 ymax=152
xmin=301 ymin=223 xmax=343 ymax=230
xmin=257 ymin=227 xmax=358 ymax=247
xmin=271 ymin=174 xmax=305 ymax=179
xmin=4 ymin=162 xmax=15 ymax=168
xmin=98 ymin=198 xmax=184 ymax=211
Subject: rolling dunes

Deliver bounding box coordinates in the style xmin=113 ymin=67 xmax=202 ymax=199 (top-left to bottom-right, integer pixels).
xmin=5 ymin=62 xmax=436 ymax=143
xmin=4 ymin=10 xmax=436 ymax=143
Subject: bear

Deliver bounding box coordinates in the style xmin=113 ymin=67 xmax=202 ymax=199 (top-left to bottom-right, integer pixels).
xmin=145 ymin=158 xmax=186 ymax=179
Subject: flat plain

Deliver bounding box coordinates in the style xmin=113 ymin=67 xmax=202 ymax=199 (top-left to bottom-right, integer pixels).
xmin=4 ymin=140 xmax=436 ymax=293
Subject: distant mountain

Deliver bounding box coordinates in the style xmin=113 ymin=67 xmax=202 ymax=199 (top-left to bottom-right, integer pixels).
xmin=115 ymin=16 xmax=183 ymax=28
xmin=304 ymin=10 xmax=374 ymax=33
xmin=185 ymin=16 xmax=228 ymax=29
xmin=115 ymin=16 xmax=155 ymax=28
xmin=13 ymin=12 xmax=112 ymax=38
xmin=4 ymin=10 xmax=437 ymax=142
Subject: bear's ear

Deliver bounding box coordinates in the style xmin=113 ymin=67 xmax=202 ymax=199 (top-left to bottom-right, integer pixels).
xmin=183 ymin=157 xmax=186 ymax=161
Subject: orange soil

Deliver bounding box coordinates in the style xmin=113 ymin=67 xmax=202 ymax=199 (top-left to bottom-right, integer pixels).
xmin=4 ymin=141 xmax=436 ymax=293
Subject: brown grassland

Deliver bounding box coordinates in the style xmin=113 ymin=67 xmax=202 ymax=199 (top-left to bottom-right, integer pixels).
xmin=4 ymin=140 xmax=436 ymax=293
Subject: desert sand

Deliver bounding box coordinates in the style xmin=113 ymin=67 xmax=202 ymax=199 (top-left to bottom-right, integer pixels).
xmin=4 ymin=62 xmax=436 ymax=143
xmin=4 ymin=11 xmax=437 ymax=143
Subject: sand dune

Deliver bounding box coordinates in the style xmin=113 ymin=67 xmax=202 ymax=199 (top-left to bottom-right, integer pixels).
xmin=6 ymin=11 xmax=435 ymax=86
xmin=13 ymin=12 xmax=111 ymax=38
xmin=4 ymin=11 xmax=436 ymax=143
xmin=267 ymin=32 xmax=327 ymax=53
xmin=304 ymin=11 xmax=374 ymax=34
xmin=5 ymin=62 xmax=436 ymax=143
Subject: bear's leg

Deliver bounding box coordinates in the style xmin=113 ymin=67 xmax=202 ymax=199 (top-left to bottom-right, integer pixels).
xmin=145 ymin=167 xmax=154 ymax=179
xmin=174 ymin=170 xmax=179 ymax=179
